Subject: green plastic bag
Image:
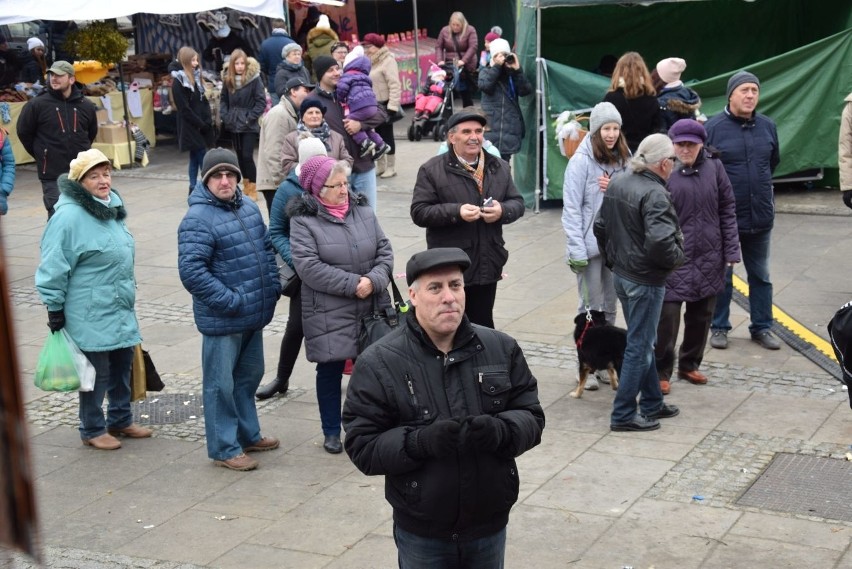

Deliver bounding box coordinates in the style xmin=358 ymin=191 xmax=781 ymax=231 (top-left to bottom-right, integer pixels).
xmin=34 ymin=331 xmax=81 ymax=392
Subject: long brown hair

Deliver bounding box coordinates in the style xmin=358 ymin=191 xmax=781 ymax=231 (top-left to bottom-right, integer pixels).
xmin=177 ymin=46 xmax=198 ymax=81
xmin=590 ymin=129 xmax=630 ymax=167
xmin=222 ymin=49 xmax=247 ymax=92
xmin=608 ymin=52 xmax=656 ymax=99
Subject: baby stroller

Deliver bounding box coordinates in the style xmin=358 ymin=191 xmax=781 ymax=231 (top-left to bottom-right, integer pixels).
xmin=407 ymin=64 xmax=456 ymax=142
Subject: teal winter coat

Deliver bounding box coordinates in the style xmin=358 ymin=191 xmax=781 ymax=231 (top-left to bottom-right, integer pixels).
xmin=35 ymin=175 xmax=141 ymax=351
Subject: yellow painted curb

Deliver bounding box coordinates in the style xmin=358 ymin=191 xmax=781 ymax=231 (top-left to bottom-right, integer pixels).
xmin=732 ymin=274 xmax=836 ymax=361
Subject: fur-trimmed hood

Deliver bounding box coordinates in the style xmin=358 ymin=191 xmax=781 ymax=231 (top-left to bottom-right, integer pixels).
xmin=287 ymin=190 xmax=368 ymax=219
xmin=57 ymin=174 xmax=127 ymax=220
xmin=220 ymin=56 xmax=262 ymax=88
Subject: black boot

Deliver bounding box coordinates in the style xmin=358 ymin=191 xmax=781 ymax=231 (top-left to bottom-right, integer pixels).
xmin=255 ymin=377 xmax=289 ymax=400
xmin=323 ymin=434 xmax=342 ymax=454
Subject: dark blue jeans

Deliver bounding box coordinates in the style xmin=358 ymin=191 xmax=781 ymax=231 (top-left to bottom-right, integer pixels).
xmin=316 ymin=360 xmax=346 ymax=436
xmin=79 ymin=347 xmax=134 ymax=440
xmin=394 ymin=524 xmax=506 ymax=569
xmin=188 ymin=147 xmax=206 ymax=192
xmin=612 ymin=274 xmax=665 ymax=424
xmin=201 ymin=330 xmax=264 ymax=460
xmin=712 ymin=229 xmax=773 ymax=335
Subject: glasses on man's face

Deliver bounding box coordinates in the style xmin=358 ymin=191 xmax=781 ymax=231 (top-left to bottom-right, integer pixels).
xmin=323 ymin=180 xmax=349 ymax=191
xmin=211 ymin=171 xmax=237 ymax=181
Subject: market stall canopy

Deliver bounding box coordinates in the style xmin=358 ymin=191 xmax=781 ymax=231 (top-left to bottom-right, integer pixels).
xmin=0 ymin=0 xmax=284 ymax=24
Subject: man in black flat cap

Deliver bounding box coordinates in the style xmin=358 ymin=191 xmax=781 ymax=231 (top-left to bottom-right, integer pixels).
xmin=411 ymin=111 xmax=525 ymax=328
xmin=342 ymin=247 xmax=544 ymax=568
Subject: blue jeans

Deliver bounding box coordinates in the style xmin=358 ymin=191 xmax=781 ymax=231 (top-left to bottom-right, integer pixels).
xmin=188 ymin=147 xmax=206 ymax=192
xmin=201 ymin=331 xmax=264 ymax=460
xmin=79 ymin=348 xmax=134 ymax=440
xmin=612 ymin=274 xmax=665 ymax=424
xmin=350 ymin=168 xmax=377 ymax=214
xmin=711 ymin=229 xmax=773 ymax=335
xmin=394 ymin=524 xmax=506 ymax=569
xmin=316 ymin=360 xmax=346 ymax=436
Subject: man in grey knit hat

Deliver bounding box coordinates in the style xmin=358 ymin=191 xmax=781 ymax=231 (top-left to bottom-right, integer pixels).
xmin=705 ymin=71 xmax=781 ymax=351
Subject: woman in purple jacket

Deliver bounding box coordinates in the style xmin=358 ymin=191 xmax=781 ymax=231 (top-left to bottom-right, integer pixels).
xmin=656 ymin=119 xmax=740 ymax=394
xmin=435 ymin=12 xmax=478 ymax=108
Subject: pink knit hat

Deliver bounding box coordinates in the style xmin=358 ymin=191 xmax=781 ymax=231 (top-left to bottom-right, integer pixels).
xmin=656 ymin=57 xmax=686 ymax=85
xmin=299 ymin=156 xmax=336 ymax=197
xmin=484 ymin=31 xmax=500 ymax=43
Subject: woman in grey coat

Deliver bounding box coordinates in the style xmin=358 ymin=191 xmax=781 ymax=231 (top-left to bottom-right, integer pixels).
xmin=288 ymin=156 xmax=393 ymax=454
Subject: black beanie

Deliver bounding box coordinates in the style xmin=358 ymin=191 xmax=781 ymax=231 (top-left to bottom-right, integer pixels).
xmin=201 ymin=147 xmax=242 ymax=183
xmin=313 ymin=55 xmax=337 ymax=83
xmin=300 ymin=98 xmax=327 ymax=119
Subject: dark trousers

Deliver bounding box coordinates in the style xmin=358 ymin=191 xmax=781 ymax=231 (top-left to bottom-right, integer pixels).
xmin=464 ymin=282 xmax=497 ymax=329
xmin=260 ymin=189 xmax=276 ymax=216
xmin=276 ymin=288 xmax=303 ymax=380
xmin=231 ymin=131 xmax=257 ymax=181
xmin=655 ymin=296 xmax=716 ymax=379
xmin=41 ymin=179 xmax=60 ymax=218
xmin=375 ymin=120 xmax=395 ymax=155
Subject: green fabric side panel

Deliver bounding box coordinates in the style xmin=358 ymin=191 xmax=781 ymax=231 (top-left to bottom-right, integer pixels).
xmin=512 ymin=3 xmax=539 ymax=208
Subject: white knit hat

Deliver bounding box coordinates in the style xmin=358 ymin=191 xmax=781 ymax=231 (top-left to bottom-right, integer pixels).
xmin=343 ymin=45 xmax=363 ymax=70
xmin=27 ymin=37 xmax=44 ymax=51
xmin=489 ymin=38 xmax=511 ymax=58
xmin=315 ymin=14 xmax=331 ymax=30
xmin=298 ymin=136 xmax=328 ymax=165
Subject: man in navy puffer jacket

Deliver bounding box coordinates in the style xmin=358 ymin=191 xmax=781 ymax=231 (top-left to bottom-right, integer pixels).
xmin=705 ymin=71 xmax=780 ymax=351
xmin=178 ymin=148 xmax=281 ymax=471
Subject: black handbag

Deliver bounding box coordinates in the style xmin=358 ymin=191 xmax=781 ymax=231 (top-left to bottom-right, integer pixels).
xmin=358 ymin=278 xmax=409 ymax=354
xmin=380 ymin=102 xmax=405 ymax=123
xmin=276 ymin=254 xmax=300 ymax=297
xmin=142 ymin=349 xmax=164 ymax=392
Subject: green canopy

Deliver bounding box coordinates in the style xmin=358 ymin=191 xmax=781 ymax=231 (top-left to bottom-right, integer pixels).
xmin=514 ymin=0 xmax=852 ymax=207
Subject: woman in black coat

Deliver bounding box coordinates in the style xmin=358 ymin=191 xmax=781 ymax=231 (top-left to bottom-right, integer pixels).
xmin=220 ymin=50 xmax=266 ymax=198
xmin=603 ymin=52 xmax=662 ymax=153
xmin=170 ymin=46 xmax=214 ymax=194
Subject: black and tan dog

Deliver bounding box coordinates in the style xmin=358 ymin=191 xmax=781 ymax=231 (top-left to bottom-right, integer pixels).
xmin=570 ymin=310 xmax=627 ymax=399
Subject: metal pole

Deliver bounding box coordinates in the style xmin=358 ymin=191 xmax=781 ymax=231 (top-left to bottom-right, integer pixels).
xmin=412 ymin=0 xmax=421 ymax=91
xmin=534 ymin=4 xmax=542 ymax=213
xmin=117 ymin=61 xmax=135 ymax=169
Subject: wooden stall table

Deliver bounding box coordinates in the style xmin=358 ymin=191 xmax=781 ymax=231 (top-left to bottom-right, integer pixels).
xmin=91 ymin=140 xmax=137 ymax=169
xmin=5 ymin=89 xmax=154 ymax=165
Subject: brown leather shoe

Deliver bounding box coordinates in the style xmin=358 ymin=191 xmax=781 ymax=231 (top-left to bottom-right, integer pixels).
xmin=244 ymin=436 xmax=280 ymax=452
xmin=83 ymin=433 xmax=121 ymax=450
xmin=678 ymin=369 xmax=708 ymax=385
xmin=660 ymin=378 xmax=671 ymax=395
xmin=109 ymin=424 xmax=154 ymax=438
xmin=214 ymin=453 xmax=259 ymax=471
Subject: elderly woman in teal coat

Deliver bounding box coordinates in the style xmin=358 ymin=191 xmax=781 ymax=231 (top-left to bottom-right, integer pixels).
xmin=35 ymin=148 xmax=151 ymax=451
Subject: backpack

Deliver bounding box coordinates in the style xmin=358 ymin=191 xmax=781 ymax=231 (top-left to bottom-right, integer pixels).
xmin=827 ymin=300 xmax=852 ymax=407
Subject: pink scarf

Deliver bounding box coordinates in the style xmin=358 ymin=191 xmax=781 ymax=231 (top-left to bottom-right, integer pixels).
xmin=320 ymin=198 xmax=349 ymax=219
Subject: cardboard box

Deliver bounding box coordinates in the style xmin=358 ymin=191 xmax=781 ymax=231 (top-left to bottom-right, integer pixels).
xmin=95 ymin=123 xmax=130 ymax=144
xmin=96 ymin=109 xmax=109 ymax=124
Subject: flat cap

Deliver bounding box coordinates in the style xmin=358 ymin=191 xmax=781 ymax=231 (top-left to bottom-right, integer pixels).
xmin=285 ymin=77 xmax=315 ymax=91
xmin=406 ymin=248 xmax=471 ymax=285
xmin=447 ymin=111 xmax=487 ymax=131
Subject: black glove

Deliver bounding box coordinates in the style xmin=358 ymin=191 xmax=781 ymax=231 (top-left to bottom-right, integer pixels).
xmin=843 ymin=190 xmax=852 ymax=210
xmin=411 ymin=419 xmax=461 ymax=459
xmin=467 ymin=415 xmax=509 ymax=452
xmin=47 ymin=310 xmax=65 ymax=333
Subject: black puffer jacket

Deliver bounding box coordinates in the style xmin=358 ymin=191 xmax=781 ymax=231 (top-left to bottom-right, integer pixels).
xmin=220 ymin=57 xmax=266 ymax=134
xmin=478 ymin=65 xmax=532 ymax=156
xmin=342 ymin=314 xmax=544 ymax=541
xmin=170 ymin=63 xmax=214 ymax=152
xmin=594 ymin=169 xmax=685 ymax=286
xmin=16 ymin=84 xmax=97 ymax=180
xmin=411 ymin=149 xmax=525 ymax=286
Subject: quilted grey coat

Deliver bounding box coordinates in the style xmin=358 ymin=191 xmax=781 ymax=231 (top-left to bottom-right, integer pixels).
xmin=288 ymin=191 xmax=394 ymax=363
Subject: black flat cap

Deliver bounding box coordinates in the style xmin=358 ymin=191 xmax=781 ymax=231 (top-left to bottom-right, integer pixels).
xmin=285 ymin=77 xmax=315 ymax=91
xmin=446 ymin=111 xmax=487 ymax=131
xmin=406 ymin=248 xmax=471 ymax=285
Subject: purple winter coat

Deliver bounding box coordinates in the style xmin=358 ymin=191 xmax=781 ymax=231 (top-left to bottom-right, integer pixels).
xmin=664 ymin=149 xmax=740 ymax=302
xmin=336 ymin=56 xmax=378 ymax=114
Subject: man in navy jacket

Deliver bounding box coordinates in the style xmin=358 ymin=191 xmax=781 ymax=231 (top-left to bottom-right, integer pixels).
xmin=705 ymin=71 xmax=780 ymax=351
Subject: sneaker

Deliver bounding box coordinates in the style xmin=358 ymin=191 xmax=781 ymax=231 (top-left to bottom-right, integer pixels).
xmin=752 ymin=330 xmax=781 ymax=350
xmin=214 ymin=453 xmax=259 ymax=471
xmin=358 ymin=139 xmax=376 ymax=158
xmin=244 ymin=436 xmax=280 ymax=452
xmin=582 ymin=374 xmax=599 ymax=391
xmin=373 ymin=143 xmax=391 ymax=159
xmin=709 ymin=330 xmax=728 ymax=349
xmin=595 ymin=370 xmax=610 ymax=384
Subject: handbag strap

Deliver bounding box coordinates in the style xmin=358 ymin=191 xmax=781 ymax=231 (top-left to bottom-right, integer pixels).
xmin=371 ymin=275 xmax=407 ymax=312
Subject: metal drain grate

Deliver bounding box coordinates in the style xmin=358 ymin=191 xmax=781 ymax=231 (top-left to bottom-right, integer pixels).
xmin=737 ymin=453 xmax=852 ymax=522
xmin=131 ymin=393 xmax=204 ymax=425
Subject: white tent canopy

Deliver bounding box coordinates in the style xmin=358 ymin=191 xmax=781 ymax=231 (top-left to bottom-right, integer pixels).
xmin=0 ymin=0 xmax=285 ymax=24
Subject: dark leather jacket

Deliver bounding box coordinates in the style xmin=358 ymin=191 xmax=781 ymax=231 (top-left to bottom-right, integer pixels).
xmin=594 ymin=169 xmax=685 ymax=286
xmin=342 ymin=314 xmax=544 ymax=541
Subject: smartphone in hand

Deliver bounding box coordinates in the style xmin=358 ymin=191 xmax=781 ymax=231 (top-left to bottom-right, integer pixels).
xmin=482 ymin=196 xmax=494 ymax=208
